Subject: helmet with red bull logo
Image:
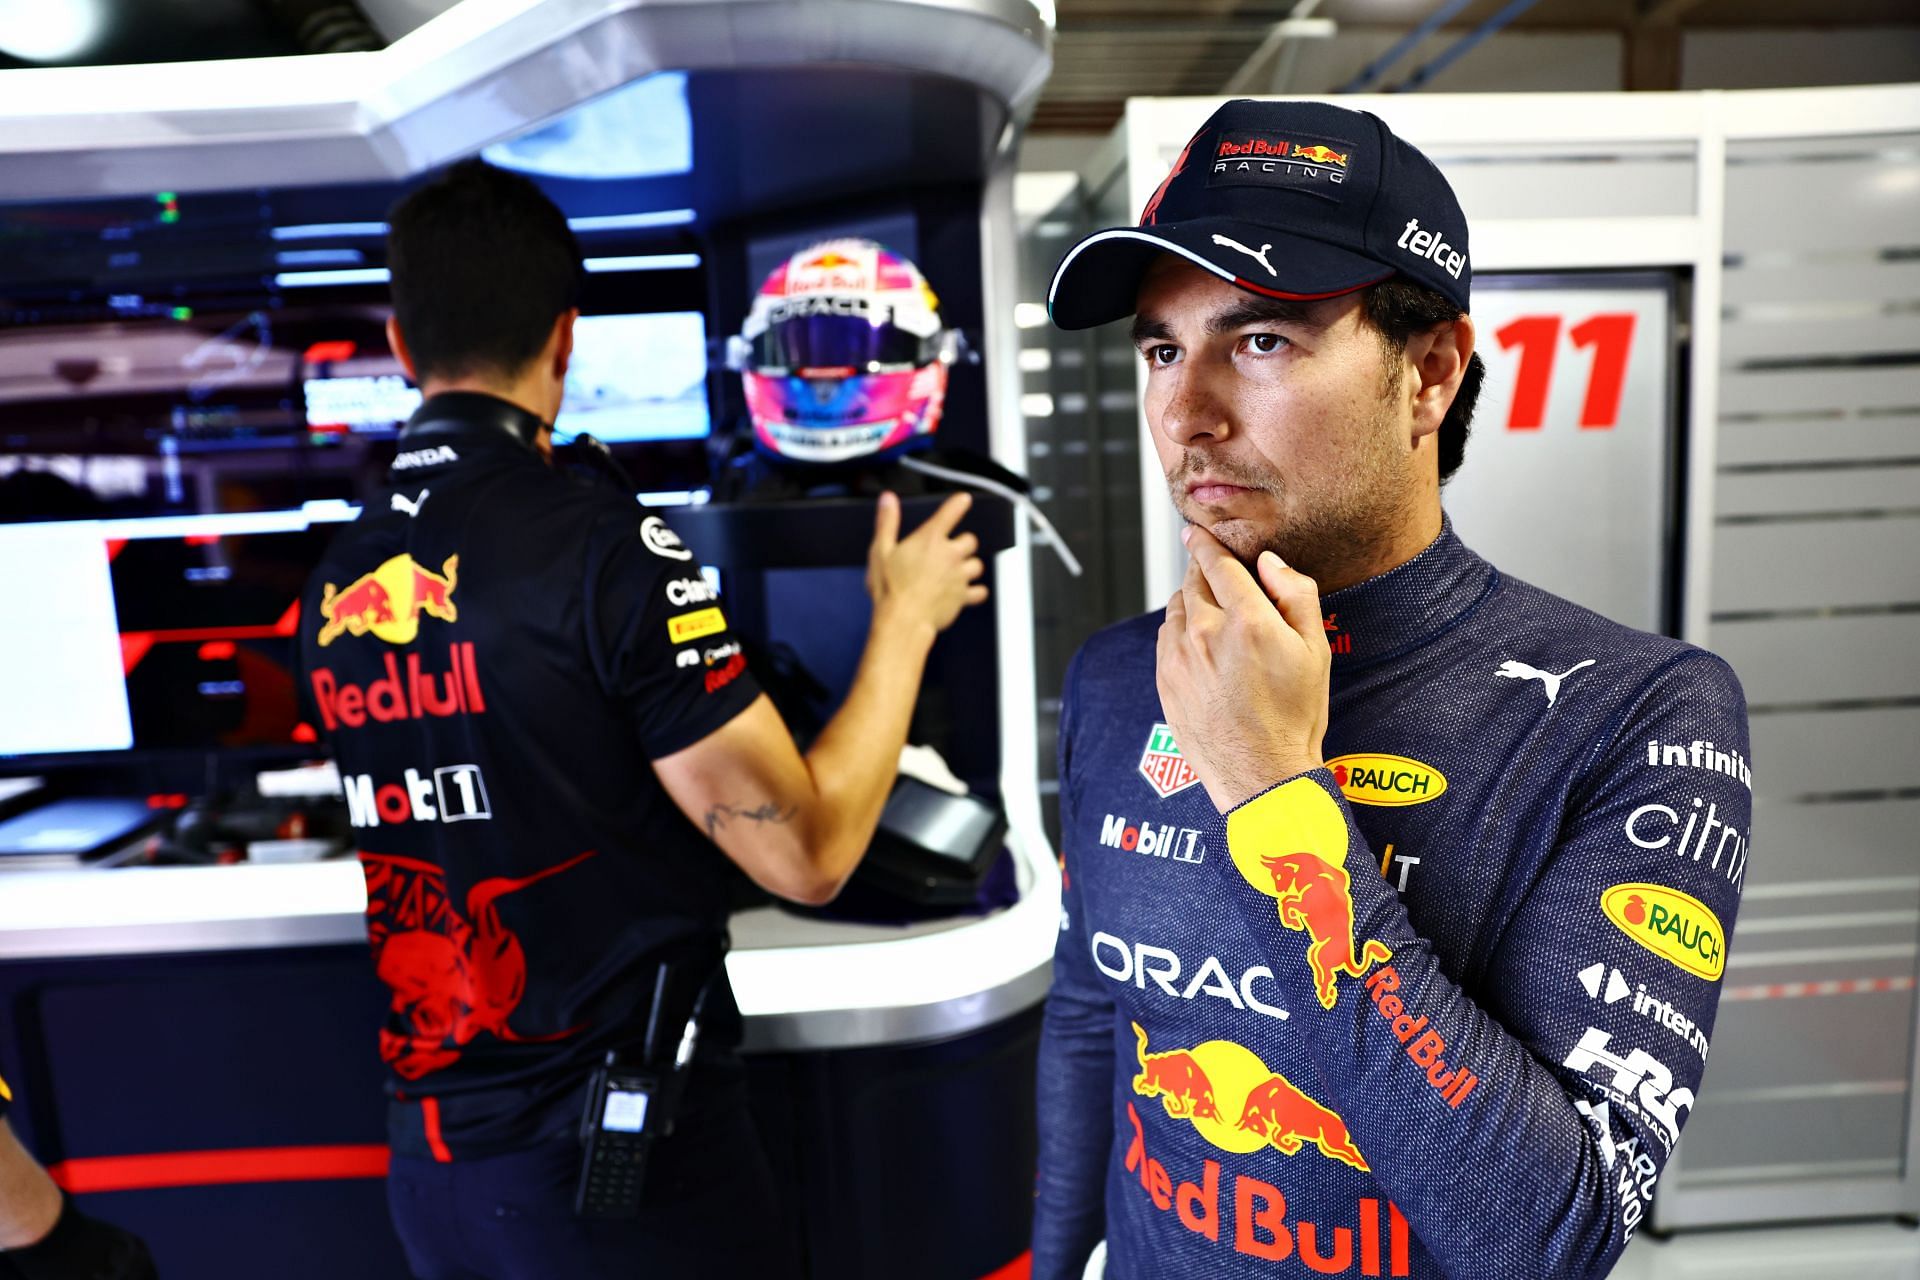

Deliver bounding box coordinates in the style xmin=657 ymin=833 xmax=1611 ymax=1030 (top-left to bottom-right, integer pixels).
xmin=728 ymin=238 xmax=962 ymax=466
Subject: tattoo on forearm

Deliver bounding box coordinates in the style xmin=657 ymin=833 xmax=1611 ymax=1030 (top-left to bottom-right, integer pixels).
xmin=702 ymin=801 xmax=798 ymax=840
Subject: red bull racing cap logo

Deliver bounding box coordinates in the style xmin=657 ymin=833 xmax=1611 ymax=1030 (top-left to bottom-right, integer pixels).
xmin=318 ymin=554 xmax=459 ymax=647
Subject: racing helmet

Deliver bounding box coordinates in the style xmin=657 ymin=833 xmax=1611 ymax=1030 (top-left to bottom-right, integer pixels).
xmin=730 ymin=239 xmax=960 ymax=465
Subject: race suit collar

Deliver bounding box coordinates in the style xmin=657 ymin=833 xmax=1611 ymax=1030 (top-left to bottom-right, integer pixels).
xmin=1319 ymin=515 xmax=1497 ymax=671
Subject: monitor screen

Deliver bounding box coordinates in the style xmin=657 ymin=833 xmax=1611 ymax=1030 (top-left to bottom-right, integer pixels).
xmin=0 ymin=504 xmax=358 ymax=758
xmin=298 ymin=311 xmax=711 ymax=443
xmin=558 ymin=312 xmax=710 ymax=443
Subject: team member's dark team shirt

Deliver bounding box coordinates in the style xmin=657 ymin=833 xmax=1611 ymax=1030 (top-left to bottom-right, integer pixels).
xmin=1033 ymin=521 xmax=1751 ymax=1279
xmin=300 ymin=393 xmax=760 ymax=1161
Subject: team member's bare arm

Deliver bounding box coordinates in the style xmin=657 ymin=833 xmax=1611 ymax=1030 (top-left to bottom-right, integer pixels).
xmin=0 ymin=1120 xmax=62 ymax=1250
xmin=653 ymin=492 xmax=987 ymax=904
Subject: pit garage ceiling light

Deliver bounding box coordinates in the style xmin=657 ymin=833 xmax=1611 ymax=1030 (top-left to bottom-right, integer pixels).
xmin=0 ymin=0 xmax=106 ymax=63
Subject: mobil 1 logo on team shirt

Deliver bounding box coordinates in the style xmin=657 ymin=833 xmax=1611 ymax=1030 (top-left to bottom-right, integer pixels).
xmin=344 ymin=764 xmax=492 ymax=828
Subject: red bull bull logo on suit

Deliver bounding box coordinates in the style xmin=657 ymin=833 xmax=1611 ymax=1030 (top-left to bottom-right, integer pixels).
xmin=1130 ymin=1021 xmax=1366 ymax=1171
xmin=1226 ymin=778 xmax=1393 ymax=1010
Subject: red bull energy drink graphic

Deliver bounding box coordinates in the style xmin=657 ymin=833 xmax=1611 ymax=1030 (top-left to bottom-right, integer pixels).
xmin=1130 ymin=1021 xmax=1365 ymax=1171
xmin=318 ymin=553 xmax=460 ymax=647
xmin=1227 ymin=778 xmax=1392 ymax=1009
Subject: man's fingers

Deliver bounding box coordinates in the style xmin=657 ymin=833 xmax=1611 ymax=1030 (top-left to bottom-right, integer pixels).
xmin=1256 ymin=550 xmax=1327 ymax=648
xmin=917 ymin=491 xmax=974 ymax=539
xmin=1163 ymin=586 xmax=1187 ymax=633
xmin=965 ymin=584 xmax=990 ymax=605
xmin=960 ymin=557 xmax=985 ymax=582
xmin=1185 ymin=522 xmax=1269 ymax=612
xmin=1182 ymin=545 xmax=1219 ymax=613
xmin=871 ymin=490 xmax=901 ymax=556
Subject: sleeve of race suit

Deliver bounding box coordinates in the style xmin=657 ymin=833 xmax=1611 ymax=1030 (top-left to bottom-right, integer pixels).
xmin=1202 ymin=652 xmax=1749 ymax=1280
xmin=1032 ymin=649 xmax=1119 ymax=1280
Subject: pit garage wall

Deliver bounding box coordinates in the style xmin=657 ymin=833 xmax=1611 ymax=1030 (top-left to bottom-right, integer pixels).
xmin=1014 ymin=84 xmax=1920 ymax=1230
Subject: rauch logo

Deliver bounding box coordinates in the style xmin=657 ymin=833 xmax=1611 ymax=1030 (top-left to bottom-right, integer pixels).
xmin=1601 ymin=883 xmax=1725 ymax=982
xmin=1326 ymin=754 xmax=1447 ymax=808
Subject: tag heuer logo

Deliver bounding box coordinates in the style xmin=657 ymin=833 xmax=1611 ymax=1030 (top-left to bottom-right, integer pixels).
xmin=1138 ymin=722 xmax=1201 ymax=798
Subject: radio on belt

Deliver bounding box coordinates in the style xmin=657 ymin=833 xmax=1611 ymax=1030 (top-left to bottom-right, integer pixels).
xmin=575 ymin=958 xmax=719 ymax=1219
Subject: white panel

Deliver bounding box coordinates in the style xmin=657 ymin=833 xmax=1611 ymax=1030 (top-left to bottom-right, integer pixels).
xmin=1722 ymin=314 xmax=1920 ymax=364
xmin=1750 ymin=707 xmax=1920 ymax=795
xmin=1439 ymin=157 xmax=1695 ymax=222
xmin=1718 ymin=415 xmax=1920 ymax=467
xmin=1749 ymin=799 xmax=1920 ymax=881
xmin=1724 ymin=260 xmax=1920 ymax=310
xmin=1720 ymin=367 xmax=1920 ymax=418
xmin=1715 ymin=465 xmax=1920 ymax=518
xmin=1711 ymin=517 xmax=1920 ymax=613
xmin=1444 ymin=278 xmax=1674 ymax=631
xmin=1715 ymin=614 xmax=1920 ymax=706
xmin=1724 ymin=147 xmax=1920 ymax=255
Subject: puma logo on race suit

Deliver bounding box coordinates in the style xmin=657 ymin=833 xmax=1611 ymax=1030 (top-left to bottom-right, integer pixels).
xmin=1211 ymin=234 xmax=1278 ymax=278
xmin=1495 ymin=658 xmax=1596 ymax=707
xmin=391 ymin=489 xmax=428 ymax=518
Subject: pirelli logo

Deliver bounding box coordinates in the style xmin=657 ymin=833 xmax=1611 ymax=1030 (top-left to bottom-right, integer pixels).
xmin=668 ymin=608 xmax=728 ymax=644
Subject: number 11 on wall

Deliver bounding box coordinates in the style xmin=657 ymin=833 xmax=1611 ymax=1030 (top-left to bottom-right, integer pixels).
xmin=1494 ymin=313 xmax=1637 ymax=432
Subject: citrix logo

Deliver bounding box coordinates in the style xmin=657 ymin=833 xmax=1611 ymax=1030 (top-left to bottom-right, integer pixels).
xmin=1395 ymin=218 xmax=1466 ymax=281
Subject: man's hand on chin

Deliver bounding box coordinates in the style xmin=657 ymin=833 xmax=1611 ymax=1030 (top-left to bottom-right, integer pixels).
xmin=1154 ymin=522 xmax=1333 ymax=813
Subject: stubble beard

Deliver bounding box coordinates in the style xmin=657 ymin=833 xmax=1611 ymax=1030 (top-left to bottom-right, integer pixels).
xmin=1167 ymin=375 xmax=1419 ymax=592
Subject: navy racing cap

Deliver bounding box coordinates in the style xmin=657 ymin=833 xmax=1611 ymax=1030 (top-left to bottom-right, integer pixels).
xmin=1048 ymin=99 xmax=1471 ymax=330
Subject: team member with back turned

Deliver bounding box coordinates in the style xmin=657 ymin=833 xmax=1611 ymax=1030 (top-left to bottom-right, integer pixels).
xmin=1033 ymin=100 xmax=1750 ymax=1279
xmin=301 ymin=160 xmax=987 ymax=1279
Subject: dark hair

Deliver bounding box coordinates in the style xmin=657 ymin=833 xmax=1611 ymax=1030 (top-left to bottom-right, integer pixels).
xmin=386 ymin=159 xmax=583 ymax=384
xmin=1362 ymin=278 xmax=1484 ymax=484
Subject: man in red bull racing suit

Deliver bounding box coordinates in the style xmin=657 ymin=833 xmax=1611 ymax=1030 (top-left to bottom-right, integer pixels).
xmin=1033 ymin=99 xmax=1749 ymax=1279
xmin=302 ymin=160 xmax=987 ymax=1279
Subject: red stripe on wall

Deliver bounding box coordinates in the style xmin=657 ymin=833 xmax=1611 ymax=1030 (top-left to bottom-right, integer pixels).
xmin=420 ymin=1097 xmax=452 ymax=1164
xmin=978 ymin=1252 xmax=1031 ymax=1280
xmin=46 ymin=1144 xmax=390 ymax=1194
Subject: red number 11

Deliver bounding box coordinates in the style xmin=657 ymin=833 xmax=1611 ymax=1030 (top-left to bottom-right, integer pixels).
xmin=1494 ymin=312 xmax=1636 ymax=431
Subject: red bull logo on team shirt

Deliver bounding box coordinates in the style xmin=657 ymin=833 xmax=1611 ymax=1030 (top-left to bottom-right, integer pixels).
xmin=318 ymin=553 xmax=460 ymax=647
xmin=1226 ymin=777 xmax=1393 ymax=1010
xmin=1122 ymin=1101 xmax=1410 ymax=1273
xmin=1130 ymin=1021 xmax=1366 ymax=1170
xmin=362 ymin=849 xmax=594 ymax=1079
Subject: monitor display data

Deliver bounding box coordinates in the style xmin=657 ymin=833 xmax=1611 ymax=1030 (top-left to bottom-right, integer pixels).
xmin=300 ymin=312 xmax=710 ymax=443
xmin=0 ymin=504 xmax=359 ymax=758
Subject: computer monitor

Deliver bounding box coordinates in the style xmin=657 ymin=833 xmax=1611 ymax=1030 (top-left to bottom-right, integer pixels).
xmin=300 ymin=311 xmax=711 ymax=444
xmin=0 ymin=504 xmax=358 ymax=758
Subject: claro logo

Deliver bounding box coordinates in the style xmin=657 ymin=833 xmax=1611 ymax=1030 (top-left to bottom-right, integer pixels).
xmin=1601 ymin=883 xmax=1725 ymax=982
xmin=1326 ymin=754 xmax=1447 ymax=808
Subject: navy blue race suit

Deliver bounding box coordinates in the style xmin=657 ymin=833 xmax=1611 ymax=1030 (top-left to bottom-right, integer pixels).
xmin=1033 ymin=521 xmax=1750 ymax=1279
